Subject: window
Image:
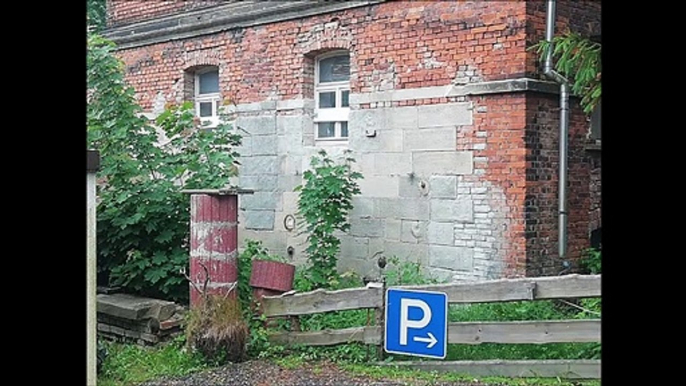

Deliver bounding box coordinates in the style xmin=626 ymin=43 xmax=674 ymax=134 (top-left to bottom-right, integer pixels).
xmin=315 ymin=52 xmax=350 ymax=141
xmin=194 ymin=67 xmax=221 ymax=128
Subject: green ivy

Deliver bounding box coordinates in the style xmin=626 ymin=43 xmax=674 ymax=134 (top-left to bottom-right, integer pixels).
xmin=87 ymin=33 xmax=241 ymax=303
xmin=295 ymin=149 xmax=362 ymax=289
xmin=580 ymin=247 xmax=601 ymax=275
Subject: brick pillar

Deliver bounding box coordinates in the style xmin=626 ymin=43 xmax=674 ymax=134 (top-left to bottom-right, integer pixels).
xmin=189 ymin=193 xmax=238 ymax=307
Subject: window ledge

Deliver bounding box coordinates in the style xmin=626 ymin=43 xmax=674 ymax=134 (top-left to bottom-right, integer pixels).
xmin=585 ymin=142 xmax=602 ymax=152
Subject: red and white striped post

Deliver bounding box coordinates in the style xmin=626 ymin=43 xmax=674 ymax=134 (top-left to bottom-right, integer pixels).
xmin=184 ymin=189 xmax=252 ymax=308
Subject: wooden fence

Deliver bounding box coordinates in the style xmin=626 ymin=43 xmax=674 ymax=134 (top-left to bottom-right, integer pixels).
xmin=261 ymin=274 xmax=601 ymax=379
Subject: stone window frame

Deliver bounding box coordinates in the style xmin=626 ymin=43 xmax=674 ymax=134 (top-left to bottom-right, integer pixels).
xmin=314 ymin=50 xmax=350 ymax=143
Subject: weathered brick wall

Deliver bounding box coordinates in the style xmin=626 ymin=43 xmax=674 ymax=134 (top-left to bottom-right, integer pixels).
xmin=524 ymin=95 xmax=594 ymax=276
xmin=588 ymin=153 xmax=601 ymax=239
xmin=522 ymin=0 xmax=601 ymax=276
xmin=112 ymin=0 xmax=529 ymax=111
xmin=525 ymin=0 xmax=602 ymax=79
xmin=105 ymin=0 xmax=601 ymax=280
xmin=106 ymin=0 xmax=223 ymax=27
xmin=457 ymin=94 xmax=529 ymax=277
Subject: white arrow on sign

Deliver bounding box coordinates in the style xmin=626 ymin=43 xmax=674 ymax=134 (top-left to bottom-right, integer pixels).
xmin=413 ymin=332 xmax=438 ymax=348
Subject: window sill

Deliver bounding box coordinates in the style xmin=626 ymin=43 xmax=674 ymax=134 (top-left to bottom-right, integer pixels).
xmin=585 ymin=142 xmax=601 ymax=152
xmin=315 ymin=138 xmax=349 ymax=147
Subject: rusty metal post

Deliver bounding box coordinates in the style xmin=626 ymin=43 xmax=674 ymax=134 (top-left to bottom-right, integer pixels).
xmin=182 ymin=188 xmax=253 ymax=308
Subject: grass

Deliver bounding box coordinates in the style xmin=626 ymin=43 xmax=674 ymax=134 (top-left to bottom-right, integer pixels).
xmin=98 ymin=336 xmax=210 ymax=386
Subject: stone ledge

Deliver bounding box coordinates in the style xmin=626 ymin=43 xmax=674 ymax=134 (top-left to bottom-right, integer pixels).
xmin=351 ymin=78 xmax=561 ymax=105
xmin=104 ymin=0 xmax=387 ymax=50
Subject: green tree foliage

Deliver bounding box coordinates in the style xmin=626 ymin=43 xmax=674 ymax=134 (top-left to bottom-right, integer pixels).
xmin=532 ymin=32 xmax=601 ymax=114
xmin=87 ymin=33 xmax=241 ymax=303
xmin=87 ymin=0 xmax=107 ymax=33
xmin=295 ymin=150 xmax=362 ymax=290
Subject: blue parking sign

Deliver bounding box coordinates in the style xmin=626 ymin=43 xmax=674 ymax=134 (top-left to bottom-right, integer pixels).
xmin=385 ymin=288 xmax=448 ymax=359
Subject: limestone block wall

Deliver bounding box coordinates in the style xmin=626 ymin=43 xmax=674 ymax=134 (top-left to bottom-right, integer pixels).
xmin=230 ymin=95 xmax=514 ymax=282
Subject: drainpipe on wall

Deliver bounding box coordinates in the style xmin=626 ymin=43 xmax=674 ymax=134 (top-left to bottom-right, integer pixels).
xmin=543 ymin=0 xmax=570 ymax=260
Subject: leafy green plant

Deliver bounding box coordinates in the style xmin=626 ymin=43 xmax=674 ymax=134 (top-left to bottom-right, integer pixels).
xmin=295 ymin=149 xmax=362 ymax=289
xmin=384 ymin=256 xmax=440 ymax=286
xmin=87 ymin=33 xmax=241 ymax=303
xmin=530 ymin=31 xmax=601 ymax=114
xmin=87 ymin=0 xmax=107 ymax=32
xmin=580 ymin=247 xmax=601 ymax=274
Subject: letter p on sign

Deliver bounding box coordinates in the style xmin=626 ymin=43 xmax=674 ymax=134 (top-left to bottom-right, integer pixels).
xmin=399 ymin=298 xmax=431 ymax=345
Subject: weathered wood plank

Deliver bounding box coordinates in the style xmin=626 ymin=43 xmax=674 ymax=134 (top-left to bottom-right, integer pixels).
xmin=381 ymin=360 xmax=601 ymax=379
xmin=97 ymin=293 xmax=177 ymax=321
xmin=448 ymin=319 xmax=600 ymax=344
xmin=261 ymin=286 xmax=383 ymax=317
xmin=97 ymin=323 xmax=159 ymax=344
xmin=268 ymin=326 xmax=382 ymax=346
xmin=397 ymin=274 xmax=600 ymax=304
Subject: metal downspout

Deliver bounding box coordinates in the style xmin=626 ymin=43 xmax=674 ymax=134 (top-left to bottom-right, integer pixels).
xmin=543 ymin=0 xmax=570 ymax=259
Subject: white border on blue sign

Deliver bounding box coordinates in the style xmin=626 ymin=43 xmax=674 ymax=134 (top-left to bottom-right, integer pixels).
xmin=383 ymin=287 xmax=449 ymax=360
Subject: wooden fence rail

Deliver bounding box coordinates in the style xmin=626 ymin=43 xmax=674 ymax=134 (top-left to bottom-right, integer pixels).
xmin=261 ymin=274 xmax=601 ymax=379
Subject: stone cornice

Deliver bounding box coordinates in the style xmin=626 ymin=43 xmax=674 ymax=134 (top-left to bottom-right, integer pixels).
xmin=350 ymin=78 xmax=562 ymax=105
xmin=103 ymin=0 xmax=386 ymax=50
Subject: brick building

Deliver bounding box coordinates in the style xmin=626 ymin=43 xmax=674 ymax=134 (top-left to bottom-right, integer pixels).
xmin=103 ymin=0 xmax=601 ymax=281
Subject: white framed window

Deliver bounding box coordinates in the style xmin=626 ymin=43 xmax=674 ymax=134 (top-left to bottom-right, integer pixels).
xmin=194 ymin=67 xmax=221 ymax=128
xmin=314 ymin=51 xmax=350 ymax=142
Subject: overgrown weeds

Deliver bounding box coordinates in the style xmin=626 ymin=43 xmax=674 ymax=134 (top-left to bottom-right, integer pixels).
xmin=185 ymin=293 xmax=249 ymax=364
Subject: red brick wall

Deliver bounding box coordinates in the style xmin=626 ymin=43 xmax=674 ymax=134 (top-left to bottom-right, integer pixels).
xmin=522 ymin=0 xmax=600 ymax=276
xmin=524 ymin=95 xmax=594 ymax=276
xmin=525 ymin=0 xmax=602 ymax=78
xmin=112 ymin=0 xmax=530 ymax=110
xmin=107 ymin=0 xmax=601 ymax=278
xmin=106 ymin=0 xmax=223 ymax=27
xmin=458 ymin=94 xmax=529 ymax=277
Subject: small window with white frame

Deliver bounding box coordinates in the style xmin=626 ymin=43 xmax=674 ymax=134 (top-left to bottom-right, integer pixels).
xmin=194 ymin=67 xmax=221 ymax=128
xmin=315 ymin=52 xmax=350 ymax=142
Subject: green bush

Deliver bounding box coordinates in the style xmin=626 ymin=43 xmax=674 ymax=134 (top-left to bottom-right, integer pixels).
xmin=296 ymin=149 xmax=362 ymax=289
xmin=87 ymin=33 xmax=241 ymax=303
xmin=581 ymin=247 xmax=601 ymax=274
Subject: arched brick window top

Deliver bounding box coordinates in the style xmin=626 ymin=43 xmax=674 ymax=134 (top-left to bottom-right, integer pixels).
xmin=183 ymin=65 xmax=221 ymax=128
